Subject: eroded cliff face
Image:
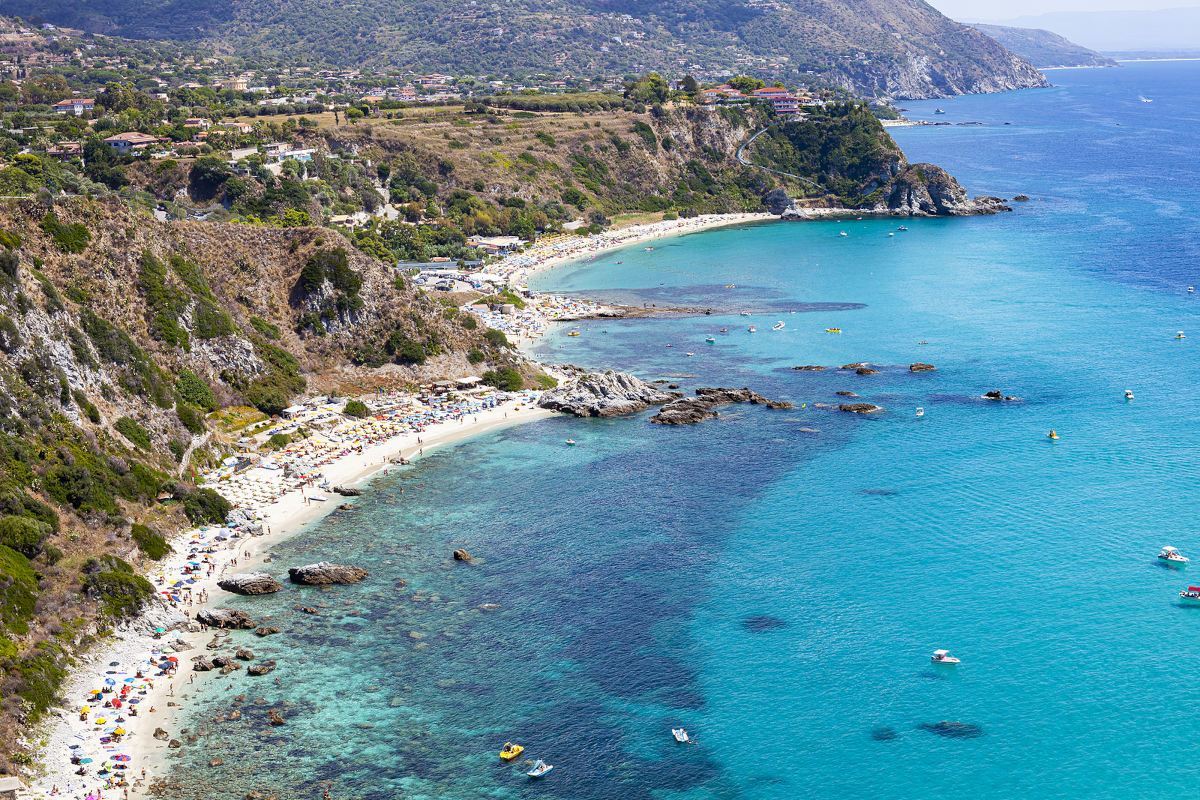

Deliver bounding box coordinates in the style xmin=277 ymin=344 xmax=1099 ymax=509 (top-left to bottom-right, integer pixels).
xmin=863 ymin=164 xmax=1011 ymax=216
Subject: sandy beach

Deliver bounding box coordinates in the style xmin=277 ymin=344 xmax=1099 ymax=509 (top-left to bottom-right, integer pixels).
xmin=24 ymin=398 xmax=553 ymax=800
xmin=24 ymin=210 xmax=778 ymax=798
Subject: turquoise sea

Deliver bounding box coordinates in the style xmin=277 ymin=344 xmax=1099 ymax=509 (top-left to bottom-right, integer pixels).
xmin=166 ymin=62 xmax=1200 ymax=799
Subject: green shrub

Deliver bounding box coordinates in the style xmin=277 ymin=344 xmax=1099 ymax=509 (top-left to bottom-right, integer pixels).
xmin=482 ymin=367 xmax=523 ymax=391
xmin=483 ymin=328 xmax=510 ymax=349
xmin=176 ymin=369 xmax=217 ymax=411
xmin=250 ymin=316 xmax=281 ymax=339
xmin=460 ymin=314 xmax=478 ymax=330
xmin=115 ymin=416 xmax=152 ymax=449
xmin=131 ymin=523 xmax=171 ymax=560
xmin=168 ymin=439 xmax=186 ymax=462
xmin=467 ymin=348 xmax=485 ymax=364
xmin=44 ymin=464 xmax=95 ymax=510
xmin=176 ymin=486 xmax=231 ymax=524
xmin=82 ymin=559 xmax=155 ymax=618
xmin=535 ymin=131 xmax=557 ymax=148
xmin=344 ymin=399 xmax=369 ymax=418
xmin=0 ymin=313 xmax=19 ymax=353
xmin=176 ymin=401 xmax=206 ymax=434
xmin=40 ymin=212 xmax=91 ymax=253
xmin=0 ymin=514 xmax=52 ymax=558
xmin=267 ymin=432 xmax=291 ymax=449
xmin=385 ymin=331 xmax=427 ymax=365
xmin=193 ymin=302 xmax=235 ymax=338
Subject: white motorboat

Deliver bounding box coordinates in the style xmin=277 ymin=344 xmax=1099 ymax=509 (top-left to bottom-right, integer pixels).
xmin=915 ymin=407 xmax=925 ymax=418
xmin=1124 ymin=390 xmax=1134 ymax=400
xmin=1188 ymin=286 xmax=1195 ymax=293
xmin=931 ymin=649 xmax=961 ymax=665
xmin=1159 ymin=546 xmax=1189 ymax=566
xmin=772 ymin=322 xmax=785 ymax=331
xmin=747 ymin=325 xmax=756 ymax=332
xmin=672 ymin=728 xmax=690 ymax=743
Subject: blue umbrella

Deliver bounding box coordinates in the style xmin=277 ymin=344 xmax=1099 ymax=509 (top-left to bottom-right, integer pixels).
xmin=104 ymin=679 xmax=115 ymax=686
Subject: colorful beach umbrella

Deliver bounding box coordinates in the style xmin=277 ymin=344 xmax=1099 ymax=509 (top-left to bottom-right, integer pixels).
xmin=112 ymin=754 xmax=131 ymax=762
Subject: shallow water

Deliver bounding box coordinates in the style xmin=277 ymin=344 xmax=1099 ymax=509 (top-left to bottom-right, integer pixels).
xmin=165 ymin=62 xmax=1200 ymax=799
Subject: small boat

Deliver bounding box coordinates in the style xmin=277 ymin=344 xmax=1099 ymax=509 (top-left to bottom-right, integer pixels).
xmin=705 ymin=336 xmax=715 ymax=343
xmin=1176 ymin=331 xmax=1186 ymax=339
xmin=915 ymin=407 xmax=925 ymax=417
xmin=1180 ymin=586 xmax=1200 ymax=605
xmin=839 ymin=231 xmax=847 ymax=237
xmin=931 ymin=649 xmax=960 ymax=664
xmin=934 ymin=108 xmax=945 ymax=114
xmin=747 ymin=325 xmax=756 ymax=332
xmin=889 ymin=232 xmax=894 ymax=237
xmin=825 ymin=328 xmax=841 ymax=334
xmin=740 ymin=310 xmax=752 ymax=317
xmin=1124 ymin=389 xmax=1134 ymax=400
xmin=527 ymin=759 xmax=553 ymax=778
xmin=500 ymin=743 xmax=524 ymax=760
xmin=898 ymin=226 xmax=908 ymax=231
xmin=645 ymin=246 xmax=654 ymax=251
xmin=772 ymin=322 xmax=785 ymax=331
xmin=672 ymin=728 xmax=690 ymax=743
xmin=567 ymin=331 xmax=580 ymax=337
xmin=720 ymin=328 xmax=728 ymax=333
xmin=1159 ymin=546 xmax=1189 ymax=566
xmin=1047 ymin=430 xmax=1059 ymax=440
xmin=1188 ymin=286 xmax=1195 ymax=293
xmin=724 ymin=284 xmax=736 ymax=288
xmin=685 ymin=352 xmax=695 ymax=357
xmin=565 ymin=439 xmax=576 ymax=447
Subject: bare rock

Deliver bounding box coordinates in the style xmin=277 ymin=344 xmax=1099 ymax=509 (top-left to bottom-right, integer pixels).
xmin=836 ymin=391 xmax=859 ymax=397
xmin=538 ymin=372 xmax=681 ymax=417
xmin=217 ymin=573 xmax=283 ymax=596
xmin=253 ymin=626 xmax=280 ymax=637
xmin=153 ymin=727 xmax=169 ymax=741
xmin=650 ymin=387 xmax=793 ymax=425
xmin=453 ymin=549 xmax=472 ymax=562
xmin=235 ymin=648 xmax=254 ymax=661
xmin=248 ymin=662 xmax=277 ymax=676
xmin=168 ymin=739 xmax=182 ymax=749
xmin=209 ymin=757 xmax=224 ymax=767
xmin=192 ymin=658 xmax=214 ymax=672
xmin=792 ymin=365 xmax=827 ymax=370
xmin=268 ymin=710 xmax=286 ymax=726
xmin=983 ymin=390 xmax=1018 ymax=401
xmin=196 ymin=608 xmax=258 ymax=629
xmin=1012 ymin=194 xmax=1031 ymax=202
xmin=909 ymin=363 xmax=936 ymax=371
xmin=839 ymin=403 xmax=884 ymax=414
xmin=856 ymin=367 xmax=879 ymax=375
xmin=288 ymin=562 xmax=369 ymax=585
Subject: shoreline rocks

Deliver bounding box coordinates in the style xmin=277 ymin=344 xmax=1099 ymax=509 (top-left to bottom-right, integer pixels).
xmin=287 ymin=562 xmax=369 ymax=585
xmin=538 ymin=372 xmax=681 ymax=417
xmin=217 ymin=573 xmax=283 ymax=596
xmin=196 ymin=609 xmax=258 ymax=629
xmin=839 ymin=403 xmax=884 ymax=414
xmin=650 ymin=387 xmax=793 ymax=425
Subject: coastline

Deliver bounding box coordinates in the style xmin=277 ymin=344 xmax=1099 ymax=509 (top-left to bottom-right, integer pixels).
xmin=25 ymin=398 xmax=554 ymax=800
xmin=27 ymin=209 xmax=779 ymax=797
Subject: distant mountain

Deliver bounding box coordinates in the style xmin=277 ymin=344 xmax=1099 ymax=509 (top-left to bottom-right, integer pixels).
xmin=993 ymin=7 xmax=1200 ymax=54
xmin=2 ymin=0 xmax=1049 ymax=99
xmin=972 ymin=24 xmax=1118 ymax=68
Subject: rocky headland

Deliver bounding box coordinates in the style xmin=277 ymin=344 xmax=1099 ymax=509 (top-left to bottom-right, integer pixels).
xmin=537 ymin=372 xmax=681 ymax=417
xmin=650 ymin=388 xmax=794 ymax=425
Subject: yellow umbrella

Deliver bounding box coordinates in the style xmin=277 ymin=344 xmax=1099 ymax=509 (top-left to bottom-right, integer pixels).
xmin=113 ymin=727 xmax=126 ymax=735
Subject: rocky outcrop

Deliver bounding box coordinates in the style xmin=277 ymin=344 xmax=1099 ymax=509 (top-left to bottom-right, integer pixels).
xmin=983 ymin=390 xmax=1018 ymax=401
xmin=196 ymin=608 xmax=258 ymax=629
xmin=248 ymin=662 xmax=277 ymax=676
xmin=839 ymin=403 xmax=883 ymax=414
xmin=864 ymin=165 xmax=1011 ymax=217
xmin=453 ymin=549 xmax=472 ymax=562
xmin=856 ymin=367 xmax=878 ymax=375
xmin=217 ymin=573 xmax=283 ymax=596
xmin=650 ymin=388 xmax=793 ymax=425
xmin=332 ymin=486 xmax=361 ymax=496
xmin=793 ymin=365 xmax=827 ymax=370
xmin=538 ymin=372 xmax=681 ymax=417
xmin=909 ymin=363 xmax=936 ymax=372
xmin=287 ymin=562 xmax=369 ymax=585
xmin=253 ymin=626 xmax=280 ymax=637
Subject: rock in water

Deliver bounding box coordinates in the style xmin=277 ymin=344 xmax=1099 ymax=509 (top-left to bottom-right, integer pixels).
xmin=856 ymin=367 xmax=879 ymax=375
xmin=871 ymin=726 xmax=899 ymax=741
xmin=537 ymin=372 xmax=681 ymax=417
xmin=217 ymin=573 xmax=283 ymax=596
xmin=909 ymin=363 xmax=936 ymax=372
xmin=742 ymin=614 xmax=788 ymax=632
xmin=918 ymin=720 xmax=984 ymax=739
xmin=287 ymin=562 xmax=369 ymax=585
xmin=453 ymin=549 xmax=472 ymax=562
xmin=838 ymin=403 xmax=884 ymax=414
xmin=253 ymin=626 xmax=280 ymax=637
xmin=793 ymin=365 xmax=827 ymax=371
xmin=1012 ymin=194 xmax=1031 ymax=201
xmin=650 ymin=387 xmax=793 ymax=425
xmin=196 ymin=608 xmax=258 ymax=629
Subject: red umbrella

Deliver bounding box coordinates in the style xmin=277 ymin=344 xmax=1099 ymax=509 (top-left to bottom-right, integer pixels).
xmin=166 ymin=656 xmax=178 ymax=663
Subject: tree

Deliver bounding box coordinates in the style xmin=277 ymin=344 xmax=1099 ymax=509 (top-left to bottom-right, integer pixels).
xmin=681 ymin=75 xmax=699 ymax=96
xmin=624 ymin=73 xmax=669 ymax=105
xmin=728 ymin=76 xmax=766 ymax=94
xmin=189 ymin=156 xmax=231 ymax=201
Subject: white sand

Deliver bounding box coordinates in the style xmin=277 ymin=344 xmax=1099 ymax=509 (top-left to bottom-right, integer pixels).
xmin=24 ymin=398 xmax=553 ymax=799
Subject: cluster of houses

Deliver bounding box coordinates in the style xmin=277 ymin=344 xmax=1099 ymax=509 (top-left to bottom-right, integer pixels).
xmin=698 ymin=84 xmax=818 ymax=116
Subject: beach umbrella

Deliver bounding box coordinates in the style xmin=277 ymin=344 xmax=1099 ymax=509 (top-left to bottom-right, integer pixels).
xmin=112 ymin=754 xmax=131 ymax=762
xmin=80 ymin=758 xmax=93 ymax=764
xmin=104 ymin=678 xmax=115 ymax=686
xmin=113 ymin=728 xmax=126 ymax=735
xmin=166 ymin=656 xmax=178 ymax=663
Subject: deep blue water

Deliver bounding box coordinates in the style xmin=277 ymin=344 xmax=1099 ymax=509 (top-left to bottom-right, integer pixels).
xmin=166 ymin=62 xmax=1200 ymax=799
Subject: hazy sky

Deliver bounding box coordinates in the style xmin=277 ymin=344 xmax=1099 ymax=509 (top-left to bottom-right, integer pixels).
xmin=926 ymin=0 xmax=1193 ymax=22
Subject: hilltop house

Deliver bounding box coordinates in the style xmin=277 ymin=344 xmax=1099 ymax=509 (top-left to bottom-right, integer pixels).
xmin=52 ymin=97 xmax=94 ymax=116
xmin=103 ymin=131 xmax=163 ymax=154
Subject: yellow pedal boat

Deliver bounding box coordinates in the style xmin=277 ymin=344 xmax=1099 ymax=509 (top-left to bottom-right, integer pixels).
xmin=500 ymin=743 xmax=524 ymax=760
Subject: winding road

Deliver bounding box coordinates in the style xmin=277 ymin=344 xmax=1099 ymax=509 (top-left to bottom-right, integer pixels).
xmin=735 ymin=127 xmax=824 ymax=191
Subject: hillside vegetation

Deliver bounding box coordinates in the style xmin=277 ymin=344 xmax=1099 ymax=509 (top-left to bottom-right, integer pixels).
xmin=11 ymin=0 xmax=1049 ymax=99
xmin=972 ymin=24 xmax=1118 ymax=68
xmin=0 ymin=196 xmax=530 ymax=767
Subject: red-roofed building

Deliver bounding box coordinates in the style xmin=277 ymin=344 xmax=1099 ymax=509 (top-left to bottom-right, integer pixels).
xmin=52 ymin=98 xmax=95 ymax=116
xmin=103 ymin=131 xmax=164 ymax=155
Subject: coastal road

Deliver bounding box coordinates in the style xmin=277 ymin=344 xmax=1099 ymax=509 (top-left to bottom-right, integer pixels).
xmin=736 ymin=127 xmax=824 ymax=191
